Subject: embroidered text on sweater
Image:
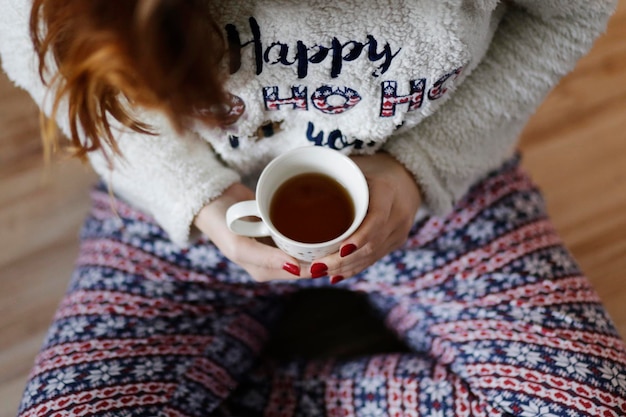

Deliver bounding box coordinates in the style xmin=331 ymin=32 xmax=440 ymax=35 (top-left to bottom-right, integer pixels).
xmin=226 ymin=17 xmax=402 ymax=79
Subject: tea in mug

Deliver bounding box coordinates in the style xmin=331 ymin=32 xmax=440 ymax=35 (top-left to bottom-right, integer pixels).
xmin=270 ymin=173 xmax=355 ymax=243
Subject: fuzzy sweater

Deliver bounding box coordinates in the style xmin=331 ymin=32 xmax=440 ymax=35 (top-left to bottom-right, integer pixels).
xmin=0 ymin=0 xmax=616 ymax=246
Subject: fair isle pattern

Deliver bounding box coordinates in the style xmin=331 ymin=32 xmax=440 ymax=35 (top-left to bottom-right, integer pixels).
xmin=17 ymin=158 xmax=626 ymax=417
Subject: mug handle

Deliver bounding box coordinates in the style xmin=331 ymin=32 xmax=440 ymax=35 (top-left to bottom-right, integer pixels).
xmin=226 ymin=200 xmax=271 ymax=237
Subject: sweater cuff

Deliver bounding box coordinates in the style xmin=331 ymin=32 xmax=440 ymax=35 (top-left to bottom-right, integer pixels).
xmin=156 ymin=169 xmax=241 ymax=246
xmin=384 ymin=138 xmax=457 ymax=217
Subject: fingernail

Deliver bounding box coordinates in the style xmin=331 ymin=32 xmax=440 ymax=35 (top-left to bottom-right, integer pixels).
xmin=340 ymin=244 xmax=357 ymax=258
xmin=330 ymin=275 xmax=345 ymax=285
xmin=282 ymin=263 xmax=300 ymax=277
xmin=310 ymin=263 xmax=328 ymax=278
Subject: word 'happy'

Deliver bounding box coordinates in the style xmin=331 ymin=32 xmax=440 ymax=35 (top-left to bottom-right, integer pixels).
xmin=226 ymin=17 xmax=402 ymax=79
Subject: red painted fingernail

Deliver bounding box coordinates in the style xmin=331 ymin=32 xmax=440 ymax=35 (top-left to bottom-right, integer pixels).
xmin=330 ymin=275 xmax=345 ymax=285
xmin=310 ymin=263 xmax=327 ymax=274
xmin=340 ymin=244 xmax=357 ymax=258
xmin=310 ymin=263 xmax=328 ymax=278
xmin=282 ymin=263 xmax=300 ymax=277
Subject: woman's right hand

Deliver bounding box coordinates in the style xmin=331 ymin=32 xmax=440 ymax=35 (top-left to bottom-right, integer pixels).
xmin=193 ymin=183 xmax=307 ymax=282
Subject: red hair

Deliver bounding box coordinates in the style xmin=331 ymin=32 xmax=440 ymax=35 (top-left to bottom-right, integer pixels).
xmin=30 ymin=0 xmax=233 ymax=160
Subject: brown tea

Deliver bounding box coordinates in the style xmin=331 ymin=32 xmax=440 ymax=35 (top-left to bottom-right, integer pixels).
xmin=270 ymin=173 xmax=355 ymax=243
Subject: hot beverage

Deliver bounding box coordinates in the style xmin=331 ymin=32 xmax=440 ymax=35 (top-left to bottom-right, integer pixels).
xmin=270 ymin=173 xmax=354 ymax=243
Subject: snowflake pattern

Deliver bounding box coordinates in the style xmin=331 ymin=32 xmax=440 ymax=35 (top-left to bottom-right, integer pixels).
xmin=43 ymin=369 xmax=80 ymax=395
xmin=581 ymin=304 xmax=612 ymax=331
xmin=520 ymin=400 xmax=560 ymax=417
xmin=85 ymin=362 xmax=124 ymax=385
xmin=504 ymin=344 xmax=544 ymax=367
xmin=363 ymin=260 xmax=400 ymax=284
xmin=509 ymin=306 xmax=546 ymax=324
xmin=17 ymin=159 xmax=626 ymax=417
xmin=598 ymin=362 xmax=626 ymax=389
xmin=187 ymin=245 xmax=224 ymax=270
xmin=403 ymin=249 xmax=436 ymax=272
xmin=523 ymin=254 xmax=554 ymax=278
xmin=553 ymin=353 xmax=591 ymax=379
xmin=466 ymin=220 xmax=495 ymax=242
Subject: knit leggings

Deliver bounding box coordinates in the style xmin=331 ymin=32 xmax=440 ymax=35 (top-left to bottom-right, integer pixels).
xmin=17 ymin=157 xmax=626 ymax=416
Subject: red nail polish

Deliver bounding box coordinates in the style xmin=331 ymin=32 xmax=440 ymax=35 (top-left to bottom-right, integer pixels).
xmin=330 ymin=275 xmax=345 ymax=285
xmin=340 ymin=244 xmax=357 ymax=258
xmin=310 ymin=263 xmax=328 ymax=278
xmin=282 ymin=263 xmax=300 ymax=277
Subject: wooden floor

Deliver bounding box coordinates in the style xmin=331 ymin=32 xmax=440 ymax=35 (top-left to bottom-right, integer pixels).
xmin=1 ymin=4 xmax=626 ymax=416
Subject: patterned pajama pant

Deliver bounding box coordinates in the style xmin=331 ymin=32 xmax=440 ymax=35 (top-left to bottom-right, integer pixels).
xmin=17 ymin=157 xmax=626 ymax=416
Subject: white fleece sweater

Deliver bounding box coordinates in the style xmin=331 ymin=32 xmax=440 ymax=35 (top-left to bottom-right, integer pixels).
xmin=0 ymin=0 xmax=616 ymax=246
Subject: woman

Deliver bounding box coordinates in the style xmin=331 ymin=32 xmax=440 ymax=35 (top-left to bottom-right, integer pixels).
xmin=1 ymin=0 xmax=624 ymax=415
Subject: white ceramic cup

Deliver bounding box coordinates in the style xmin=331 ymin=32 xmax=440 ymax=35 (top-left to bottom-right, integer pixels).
xmin=226 ymin=146 xmax=369 ymax=262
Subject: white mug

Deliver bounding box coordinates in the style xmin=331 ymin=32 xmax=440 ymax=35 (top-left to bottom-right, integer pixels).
xmin=226 ymin=146 xmax=369 ymax=262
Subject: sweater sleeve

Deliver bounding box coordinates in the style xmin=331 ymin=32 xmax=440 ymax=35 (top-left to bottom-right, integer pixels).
xmin=0 ymin=0 xmax=240 ymax=246
xmin=383 ymin=0 xmax=617 ymax=216
xmin=87 ymin=120 xmax=241 ymax=246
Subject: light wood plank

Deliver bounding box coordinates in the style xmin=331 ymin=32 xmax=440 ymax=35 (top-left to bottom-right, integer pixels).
xmin=0 ymin=237 xmax=79 ymax=417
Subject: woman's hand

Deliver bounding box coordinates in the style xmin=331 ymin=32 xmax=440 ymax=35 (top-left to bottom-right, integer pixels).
xmin=309 ymin=152 xmax=422 ymax=282
xmin=194 ymin=183 xmax=306 ymax=282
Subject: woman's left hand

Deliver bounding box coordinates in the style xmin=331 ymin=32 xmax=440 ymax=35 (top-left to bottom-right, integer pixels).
xmin=310 ymin=152 xmax=422 ymax=282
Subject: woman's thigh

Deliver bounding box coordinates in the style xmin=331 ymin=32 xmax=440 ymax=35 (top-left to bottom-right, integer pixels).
xmin=346 ymin=157 xmax=626 ymax=416
xmin=17 ymin=189 xmax=293 ymax=417
xmin=220 ymin=157 xmax=625 ymax=416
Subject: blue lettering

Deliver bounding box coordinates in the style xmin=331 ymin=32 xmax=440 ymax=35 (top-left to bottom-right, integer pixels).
xmin=306 ymin=122 xmax=325 ymax=146
xmin=306 ymin=122 xmax=376 ymax=150
xmin=226 ymin=17 xmax=401 ymax=78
